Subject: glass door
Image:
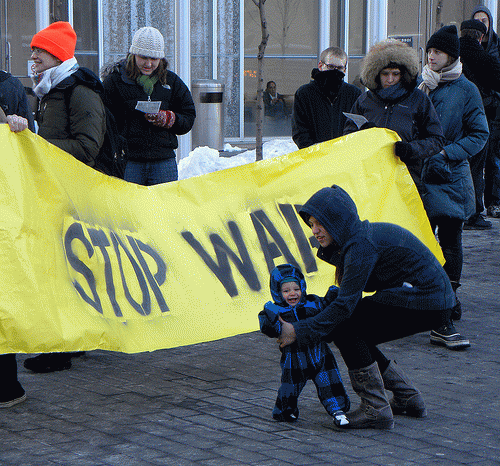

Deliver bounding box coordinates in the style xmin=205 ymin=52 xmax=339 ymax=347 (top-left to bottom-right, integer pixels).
xmin=0 ymin=0 xmax=36 ymax=87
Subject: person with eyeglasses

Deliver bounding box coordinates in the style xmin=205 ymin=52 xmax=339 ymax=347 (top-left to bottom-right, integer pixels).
xmin=292 ymin=47 xmax=361 ymax=149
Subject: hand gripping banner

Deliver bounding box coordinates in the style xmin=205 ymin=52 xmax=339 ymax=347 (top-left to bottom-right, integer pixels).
xmin=0 ymin=125 xmax=442 ymax=353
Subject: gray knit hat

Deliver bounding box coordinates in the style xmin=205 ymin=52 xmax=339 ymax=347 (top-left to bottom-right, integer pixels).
xmin=129 ymin=27 xmax=165 ymax=58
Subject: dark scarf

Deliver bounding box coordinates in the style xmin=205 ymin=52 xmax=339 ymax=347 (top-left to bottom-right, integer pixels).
xmin=312 ymin=68 xmax=345 ymax=100
xmin=374 ymin=82 xmax=408 ymax=103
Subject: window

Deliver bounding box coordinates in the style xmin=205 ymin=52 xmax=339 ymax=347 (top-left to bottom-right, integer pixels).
xmin=244 ymin=1 xmax=319 ymax=138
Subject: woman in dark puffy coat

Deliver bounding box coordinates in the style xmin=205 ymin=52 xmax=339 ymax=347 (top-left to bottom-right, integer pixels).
xmin=102 ymin=27 xmax=195 ymax=186
xmin=344 ymin=39 xmax=444 ymax=194
xmin=418 ymin=25 xmax=488 ymax=349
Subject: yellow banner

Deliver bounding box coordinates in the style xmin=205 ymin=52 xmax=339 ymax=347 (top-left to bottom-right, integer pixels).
xmin=0 ymin=125 xmax=442 ymax=354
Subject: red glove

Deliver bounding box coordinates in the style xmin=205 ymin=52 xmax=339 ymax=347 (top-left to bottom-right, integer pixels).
xmin=145 ymin=110 xmax=176 ymax=128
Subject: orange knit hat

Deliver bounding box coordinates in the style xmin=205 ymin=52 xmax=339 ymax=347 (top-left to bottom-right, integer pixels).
xmin=30 ymin=22 xmax=77 ymax=62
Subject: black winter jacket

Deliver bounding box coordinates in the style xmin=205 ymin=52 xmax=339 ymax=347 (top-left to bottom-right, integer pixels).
xmin=102 ymin=60 xmax=196 ymax=162
xmin=292 ymin=69 xmax=361 ymax=149
xmin=344 ymin=86 xmax=444 ymax=191
xmin=0 ymin=71 xmax=35 ymax=131
xmin=460 ymin=36 xmax=500 ymax=120
xmin=36 ymin=68 xmax=106 ymax=166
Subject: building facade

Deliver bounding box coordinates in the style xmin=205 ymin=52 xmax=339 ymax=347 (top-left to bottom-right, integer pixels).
xmin=1 ymin=0 xmax=497 ymax=156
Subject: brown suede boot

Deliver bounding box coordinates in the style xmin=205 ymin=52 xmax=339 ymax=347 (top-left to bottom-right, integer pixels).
xmin=382 ymin=360 xmax=427 ymax=418
xmin=340 ymin=362 xmax=394 ymax=430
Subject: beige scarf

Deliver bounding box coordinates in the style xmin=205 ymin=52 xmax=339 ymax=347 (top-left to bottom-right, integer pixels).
xmin=418 ymin=59 xmax=462 ymax=95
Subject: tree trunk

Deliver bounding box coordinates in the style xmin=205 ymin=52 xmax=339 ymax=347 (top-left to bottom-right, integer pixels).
xmin=253 ymin=0 xmax=269 ymax=161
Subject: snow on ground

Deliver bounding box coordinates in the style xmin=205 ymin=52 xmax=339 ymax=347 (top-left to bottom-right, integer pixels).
xmin=178 ymin=138 xmax=298 ymax=180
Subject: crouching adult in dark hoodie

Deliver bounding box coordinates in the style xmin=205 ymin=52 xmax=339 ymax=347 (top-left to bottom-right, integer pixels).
xmin=277 ymin=185 xmax=457 ymax=430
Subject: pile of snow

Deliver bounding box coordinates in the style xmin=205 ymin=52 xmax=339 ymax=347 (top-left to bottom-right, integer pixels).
xmin=178 ymin=138 xmax=298 ymax=180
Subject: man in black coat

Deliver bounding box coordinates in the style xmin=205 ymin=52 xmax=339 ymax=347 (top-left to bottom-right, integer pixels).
xmin=292 ymin=47 xmax=361 ymax=149
xmin=460 ymin=19 xmax=500 ymax=228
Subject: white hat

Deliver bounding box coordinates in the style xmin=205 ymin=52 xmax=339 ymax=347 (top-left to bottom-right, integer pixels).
xmin=129 ymin=27 xmax=165 ymax=58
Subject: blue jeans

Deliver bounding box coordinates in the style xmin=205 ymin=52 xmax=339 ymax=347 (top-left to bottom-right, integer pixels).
xmin=124 ymin=158 xmax=178 ymax=186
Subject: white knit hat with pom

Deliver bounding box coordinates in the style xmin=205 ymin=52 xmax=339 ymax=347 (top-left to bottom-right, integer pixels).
xmin=129 ymin=27 xmax=165 ymax=58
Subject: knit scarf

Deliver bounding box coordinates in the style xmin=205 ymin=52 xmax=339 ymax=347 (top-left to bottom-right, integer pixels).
xmin=31 ymin=57 xmax=79 ymax=99
xmin=137 ymin=74 xmax=158 ymax=97
xmin=418 ymin=59 xmax=462 ymax=95
xmin=374 ymin=82 xmax=408 ymax=103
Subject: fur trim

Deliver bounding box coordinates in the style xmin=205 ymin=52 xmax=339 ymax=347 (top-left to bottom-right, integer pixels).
xmin=360 ymin=39 xmax=419 ymax=90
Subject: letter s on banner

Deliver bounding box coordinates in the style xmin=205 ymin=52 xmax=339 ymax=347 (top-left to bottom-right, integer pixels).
xmin=63 ymin=218 xmax=169 ymax=319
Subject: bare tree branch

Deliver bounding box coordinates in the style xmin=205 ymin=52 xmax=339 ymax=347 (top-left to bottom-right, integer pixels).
xmin=254 ymin=0 xmax=269 ymax=161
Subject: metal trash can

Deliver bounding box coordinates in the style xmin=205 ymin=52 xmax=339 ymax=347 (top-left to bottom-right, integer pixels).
xmin=191 ymin=79 xmax=225 ymax=150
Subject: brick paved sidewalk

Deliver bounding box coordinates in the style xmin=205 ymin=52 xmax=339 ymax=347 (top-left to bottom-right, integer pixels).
xmin=1 ymin=219 xmax=499 ymax=466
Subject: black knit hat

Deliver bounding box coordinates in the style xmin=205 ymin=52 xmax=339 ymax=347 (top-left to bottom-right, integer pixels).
xmin=460 ymin=19 xmax=487 ymax=35
xmin=426 ymin=25 xmax=460 ymax=58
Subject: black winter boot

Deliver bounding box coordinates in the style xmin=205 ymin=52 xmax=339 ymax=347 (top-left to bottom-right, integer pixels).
xmin=382 ymin=360 xmax=427 ymax=418
xmin=450 ymin=281 xmax=462 ymax=321
xmin=340 ymin=362 xmax=394 ymax=430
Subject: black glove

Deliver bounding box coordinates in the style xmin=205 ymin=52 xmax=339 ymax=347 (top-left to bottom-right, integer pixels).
xmin=360 ymin=121 xmax=377 ymax=130
xmin=394 ymin=141 xmax=413 ymax=161
xmin=324 ymin=285 xmax=340 ymax=304
xmin=422 ymin=152 xmax=452 ymax=184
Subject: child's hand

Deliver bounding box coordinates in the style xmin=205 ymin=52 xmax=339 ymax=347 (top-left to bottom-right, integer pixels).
xmin=277 ymin=317 xmax=297 ymax=348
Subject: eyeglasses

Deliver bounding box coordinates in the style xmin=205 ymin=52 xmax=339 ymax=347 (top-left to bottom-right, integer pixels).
xmin=31 ymin=47 xmax=44 ymax=55
xmin=321 ymin=61 xmax=346 ymax=71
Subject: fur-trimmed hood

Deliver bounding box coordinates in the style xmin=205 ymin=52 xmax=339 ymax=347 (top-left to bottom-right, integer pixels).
xmin=360 ymin=39 xmax=419 ymax=91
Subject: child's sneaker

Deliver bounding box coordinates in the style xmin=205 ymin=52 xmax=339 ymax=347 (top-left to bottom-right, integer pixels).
xmin=332 ymin=410 xmax=349 ymax=427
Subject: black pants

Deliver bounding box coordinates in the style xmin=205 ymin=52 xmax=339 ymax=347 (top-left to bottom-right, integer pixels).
xmin=469 ymin=140 xmax=488 ymax=215
xmin=332 ymin=297 xmax=450 ymax=371
xmin=430 ymin=217 xmax=463 ymax=284
xmin=0 ymin=353 xmax=23 ymax=398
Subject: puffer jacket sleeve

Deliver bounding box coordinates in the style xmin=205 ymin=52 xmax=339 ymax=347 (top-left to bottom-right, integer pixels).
xmin=443 ymin=84 xmax=489 ymax=161
xmin=294 ymin=242 xmax=378 ymax=346
xmin=292 ymin=87 xmax=316 ymax=149
xmin=168 ymin=74 xmax=196 ymax=136
xmin=46 ymin=85 xmax=106 ymax=165
xmin=401 ymin=90 xmax=444 ymax=163
xmin=102 ymin=72 xmax=126 ymax=135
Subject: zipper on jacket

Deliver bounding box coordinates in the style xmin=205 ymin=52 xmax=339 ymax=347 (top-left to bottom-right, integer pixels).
xmin=384 ymin=104 xmax=394 ymax=127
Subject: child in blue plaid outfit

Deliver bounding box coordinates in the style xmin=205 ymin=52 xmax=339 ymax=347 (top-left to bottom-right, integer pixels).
xmin=259 ymin=263 xmax=350 ymax=426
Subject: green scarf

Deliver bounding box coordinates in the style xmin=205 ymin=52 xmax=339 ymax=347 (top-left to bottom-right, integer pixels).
xmin=137 ymin=74 xmax=158 ymax=96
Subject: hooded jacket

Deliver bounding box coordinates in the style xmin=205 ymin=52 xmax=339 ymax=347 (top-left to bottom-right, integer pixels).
xmin=292 ymin=68 xmax=361 ymax=149
xmin=36 ymin=67 xmax=106 ymax=166
xmin=343 ymin=40 xmax=444 ymax=190
xmin=293 ymin=185 xmax=455 ymax=346
xmin=459 ymin=35 xmax=500 ymax=99
xmin=0 ymin=71 xmax=35 ymax=131
xmin=472 ymin=6 xmax=500 ymax=59
xmin=102 ymin=60 xmax=196 ymax=162
xmin=258 ymin=263 xmax=339 ymax=338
